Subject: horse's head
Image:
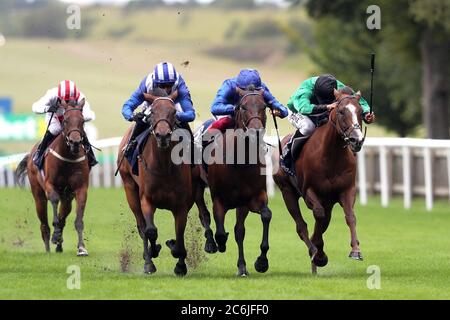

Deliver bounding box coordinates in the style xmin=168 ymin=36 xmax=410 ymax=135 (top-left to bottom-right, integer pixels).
xmin=143 ymin=88 xmax=178 ymax=149
xmin=235 ymin=86 xmax=267 ymax=131
xmin=332 ymin=88 xmax=365 ymax=152
xmin=61 ymin=98 xmax=85 ymax=154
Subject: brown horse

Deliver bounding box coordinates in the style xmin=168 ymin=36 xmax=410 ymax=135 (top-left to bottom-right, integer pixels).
xmin=15 ymin=99 xmax=91 ymax=256
xmin=196 ymin=87 xmax=272 ymax=276
xmin=118 ymin=89 xmax=197 ymax=276
xmin=273 ymin=88 xmax=365 ymax=274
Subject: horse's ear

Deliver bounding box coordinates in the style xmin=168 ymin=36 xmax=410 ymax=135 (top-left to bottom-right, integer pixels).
xmin=355 ymin=90 xmax=362 ymax=101
xmin=258 ymin=89 xmax=264 ymax=96
xmin=236 ymin=87 xmax=245 ymax=97
xmin=60 ymin=99 xmax=68 ymax=108
xmin=333 ymin=88 xmax=341 ymax=99
xmin=169 ymin=90 xmax=178 ymax=101
xmin=143 ymin=92 xmax=156 ymax=103
xmin=78 ymin=98 xmax=85 ymax=109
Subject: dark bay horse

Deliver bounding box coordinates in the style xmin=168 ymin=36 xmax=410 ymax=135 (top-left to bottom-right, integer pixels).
xmin=196 ymin=87 xmax=273 ymax=276
xmin=118 ymin=89 xmax=197 ymax=276
xmin=273 ymin=88 xmax=365 ymax=274
xmin=15 ymin=99 xmax=91 ymax=256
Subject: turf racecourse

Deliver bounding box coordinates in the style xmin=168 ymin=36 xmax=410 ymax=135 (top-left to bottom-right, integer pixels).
xmin=0 ymin=188 xmax=449 ymax=300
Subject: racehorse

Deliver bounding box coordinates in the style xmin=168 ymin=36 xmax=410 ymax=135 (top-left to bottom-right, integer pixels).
xmin=117 ymin=89 xmax=197 ymax=276
xmin=196 ymin=87 xmax=273 ymax=276
xmin=15 ymin=99 xmax=91 ymax=256
xmin=273 ymin=88 xmax=365 ymax=273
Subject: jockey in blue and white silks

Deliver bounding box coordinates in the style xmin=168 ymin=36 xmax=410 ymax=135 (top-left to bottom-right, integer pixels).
xmin=209 ymin=69 xmax=288 ymax=131
xmin=122 ymin=62 xmax=196 ymax=155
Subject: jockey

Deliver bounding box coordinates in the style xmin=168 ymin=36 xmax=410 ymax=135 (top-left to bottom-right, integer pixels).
xmin=122 ymin=61 xmax=195 ymax=156
xmin=209 ymin=69 xmax=288 ymax=132
xmin=280 ymin=74 xmax=376 ymax=176
xmin=31 ymin=80 xmax=97 ymax=169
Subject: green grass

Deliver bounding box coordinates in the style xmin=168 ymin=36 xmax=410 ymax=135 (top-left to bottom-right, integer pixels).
xmin=0 ymin=188 xmax=449 ymax=299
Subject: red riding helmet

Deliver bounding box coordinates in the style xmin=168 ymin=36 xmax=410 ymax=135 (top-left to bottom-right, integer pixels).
xmin=57 ymin=80 xmax=80 ymax=101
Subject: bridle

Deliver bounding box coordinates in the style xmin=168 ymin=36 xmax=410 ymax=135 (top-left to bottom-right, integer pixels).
xmin=330 ymin=95 xmax=366 ymax=147
xmin=62 ymin=107 xmax=85 ymax=148
xmin=236 ymin=92 xmax=266 ymax=130
xmin=145 ymin=97 xmax=177 ymax=136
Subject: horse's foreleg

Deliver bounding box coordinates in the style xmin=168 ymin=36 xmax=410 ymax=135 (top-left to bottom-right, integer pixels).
xmin=212 ymin=198 xmax=229 ymax=253
xmin=53 ymin=195 xmax=73 ymax=253
xmin=46 ymin=184 xmax=61 ymax=250
xmin=74 ymin=188 xmax=88 ymax=256
xmin=195 ymin=183 xmax=217 ymax=254
xmin=234 ymin=206 xmax=249 ymax=277
xmin=167 ymin=208 xmax=188 ymax=276
xmin=280 ymin=187 xmax=317 ymax=259
xmin=30 ymin=180 xmax=50 ymax=252
xmin=339 ymin=189 xmax=362 ymax=261
xmin=140 ymin=197 xmax=159 ymax=274
xmin=310 ymin=206 xmax=332 ymax=273
xmin=254 ymin=204 xmax=271 ymax=274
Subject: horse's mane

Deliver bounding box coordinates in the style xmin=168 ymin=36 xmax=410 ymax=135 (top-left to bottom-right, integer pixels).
xmin=151 ymin=87 xmax=170 ymax=97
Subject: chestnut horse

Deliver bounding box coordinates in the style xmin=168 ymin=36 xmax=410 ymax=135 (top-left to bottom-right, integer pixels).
xmin=196 ymin=87 xmax=272 ymax=276
xmin=273 ymin=88 xmax=365 ymax=274
xmin=15 ymin=99 xmax=91 ymax=256
xmin=118 ymin=89 xmax=196 ymax=276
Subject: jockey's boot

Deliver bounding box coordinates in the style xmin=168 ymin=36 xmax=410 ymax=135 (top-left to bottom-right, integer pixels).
xmin=33 ymin=130 xmax=56 ymax=169
xmin=280 ymin=132 xmax=299 ymax=177
xmin=124 ymin=119 xmax=148 ymax=157
xmin=82 ymin=136 xmax=98 ymax=168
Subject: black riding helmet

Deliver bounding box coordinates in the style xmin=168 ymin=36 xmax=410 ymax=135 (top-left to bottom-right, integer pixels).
xmin=314 ymin=74 xmax=338 ymax=105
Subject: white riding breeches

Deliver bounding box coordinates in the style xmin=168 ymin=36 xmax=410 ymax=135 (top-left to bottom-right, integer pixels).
xmin=287 ymin=111 xmax=316 ymax=136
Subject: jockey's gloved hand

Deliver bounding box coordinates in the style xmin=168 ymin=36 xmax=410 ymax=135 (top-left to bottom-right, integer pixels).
xmin=46 ymin=104 xmax=58 ymax=113
xmin=132 ymin=112 xmax=145 ymax=122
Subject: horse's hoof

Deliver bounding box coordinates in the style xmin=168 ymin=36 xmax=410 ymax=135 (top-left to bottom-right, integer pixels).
xmin=204 ymin=240 xmax=218 ymax=254
xmin=236 ymin=266 xmax=249 ymax=277
xmin=215 ymin=232 xmax=229 ymax=253
xmin=151 ymin=244 xmax=162 ymax=258
xmin=166 ymin=239 xmax=176 ymax=251
xmin=312 ymin=253 xmax=328 ymax=267
xmin=349 ymin=251 xmax=363 ymax=261
xmin=254 ymin=256 xmax=269 ymax=273
xmin=309 ymin=246 xmax=318 ymax=260
xmin=144 ymin=262 xmax=157 ymax=274
xmin=174 ymin=262 xmax=187 ymax=277
xmin=55 ymin=244 xmax=63 ymax=253
xmin=77 ymin=247 xmax=89 ymax=257
xmin=51 ymin=233 xmax=61 ymax=245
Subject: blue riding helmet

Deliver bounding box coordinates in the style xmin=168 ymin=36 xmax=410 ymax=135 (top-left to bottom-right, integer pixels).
xmin=152 ymin=62 xmax=178 ymax=85
xmin=236 ymin=69 xmax=262 ymax=89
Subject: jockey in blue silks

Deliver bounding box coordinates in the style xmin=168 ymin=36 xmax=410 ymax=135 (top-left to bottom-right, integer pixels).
xmin=122 ymin=62 xmax=195 ymax=155
xmin=209 ymin=69 xmax=289 ymax=131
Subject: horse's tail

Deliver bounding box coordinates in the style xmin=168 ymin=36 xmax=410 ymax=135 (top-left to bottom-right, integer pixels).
xmin=15 ymin=154 xmax=29 ymax=188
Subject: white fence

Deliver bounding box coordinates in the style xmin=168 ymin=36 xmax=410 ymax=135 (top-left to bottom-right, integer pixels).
xmin=1 ymin=137 xmax=450 ymax=211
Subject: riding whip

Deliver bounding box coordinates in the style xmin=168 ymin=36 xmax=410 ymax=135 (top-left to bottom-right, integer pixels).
xmin=270 ymin=107 xmax=283 ymax=158
xmin=370 ymin=53 xmax=375 ymax=114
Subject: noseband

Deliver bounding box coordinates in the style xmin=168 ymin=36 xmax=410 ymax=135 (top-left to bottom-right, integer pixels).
xmin=236 ymin=92 xmax=266 ymax=129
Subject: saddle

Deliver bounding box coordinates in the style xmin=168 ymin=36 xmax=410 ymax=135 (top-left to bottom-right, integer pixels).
xmin=126 ymin=127 xmax=152 ymax=176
